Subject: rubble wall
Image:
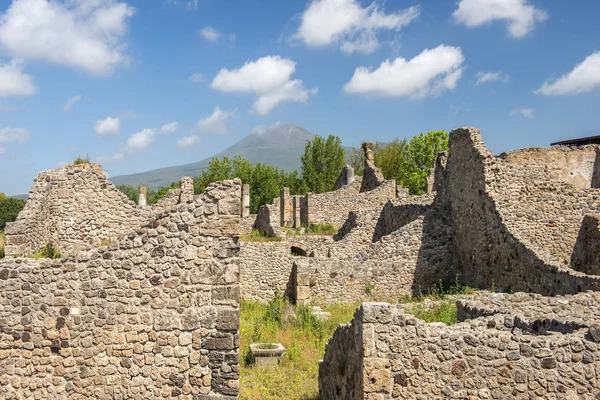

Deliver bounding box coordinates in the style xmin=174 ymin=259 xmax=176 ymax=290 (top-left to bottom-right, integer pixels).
xmin=0 ymin=180 xmax=243 ymax=399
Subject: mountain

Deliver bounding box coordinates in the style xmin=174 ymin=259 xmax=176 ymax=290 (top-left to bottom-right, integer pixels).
xmin=110 ymin=124 xmax=317 ymax=189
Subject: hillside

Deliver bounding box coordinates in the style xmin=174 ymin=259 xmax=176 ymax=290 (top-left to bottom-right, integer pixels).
xmin=110 ymin=124 xmax=316 ymax=189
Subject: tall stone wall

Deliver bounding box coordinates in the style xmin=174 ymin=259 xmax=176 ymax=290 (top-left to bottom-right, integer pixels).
xmin=320 ymin=292 xmax=600 ymax=399
xmin=0 ymin=179 xmax=242 ymax=399
xmin=447 ymin=127 xmax=600 ymax=295
xmin=4 ymin=163 xmax=154 ymax=256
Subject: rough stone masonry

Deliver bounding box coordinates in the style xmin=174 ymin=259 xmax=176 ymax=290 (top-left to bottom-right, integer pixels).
xmin=0 ymin=178 xmax=243 ymax=399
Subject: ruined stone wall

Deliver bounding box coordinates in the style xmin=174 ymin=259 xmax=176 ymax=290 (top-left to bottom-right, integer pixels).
xmin=448 ymin=127 xmax=600 ymax=295
xmin=320 ymin=293 xmax=600 ymax=399
xmin=4 ymin=163 xmax=154 ymax=256
xmin=572 ymin=214 xmax=600 ymax=275
xmin=0 ymin=179 xmax=242 ymax=399
xmin=311 ymin=180 xmax=397 ymax=228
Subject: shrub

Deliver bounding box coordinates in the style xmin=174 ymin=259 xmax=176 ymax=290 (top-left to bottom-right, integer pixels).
xmin=286 ymin=222 xmax=337 ymax=236
xmin=73 ymin=155 xmax=90 ymax=165
xmin=406 ymin=300 xmax=458 ymax=325
xmin=33 ymin=243 xmax=61 ymax=259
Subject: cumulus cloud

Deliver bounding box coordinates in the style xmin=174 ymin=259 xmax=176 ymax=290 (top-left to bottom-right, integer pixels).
xmin=210 ymin=56 xmax=316 ymax=115
xmin=453 ymin=0 xmax=547 ymax=38
xmin=97 ymin=121 xmax=177 ymax=163
xmin=0 ymin=60 xmax=36 ymax=97
xmin=0 ymin=0 xmax=135 ymax=76
xmin=535 ymin=51 xmax=600 ymax=96
xmin=194 ymin=107 xmax=236 ymax=134
xmin=509 ymin=107 xmax=534 ymax=118
xmin=343 ymin=45 xmax=464 ymax=98
xmin=199 ymin=26 xmax=220 ymax=42
xmin=63 ymin=95 xmax=82 ymax=112
xmin=177 ymin=135 xmax=200 ymax=150
xmin=189 ymin=73 xmax=203 ymax=83
xmin=94 ymin=116 xmax=121 ymax=137
xmin=294 ymin=0 xmax=419 ymax=54
xmin=0 ymin=126 xmax=29 ymax=154
xmin=475 ymin=71 xmax=509 ymax=85
xmin=166 ymin=0 xmax=198 ymax=10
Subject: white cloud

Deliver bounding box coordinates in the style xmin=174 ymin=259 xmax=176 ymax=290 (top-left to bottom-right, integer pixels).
xmin=0 ymin=127 xmax=29 ymax=154
xmin=252 ymin=122 xmax=281 ymax=136
xmin=195 ymin=107 xmax=236 ymax=134
xmin=535 ymin=51 xmax=600 ymax=96
xmin=63 ymin=95 xmax=82 ymax=112
xmin=189 ymin=73 xmax=203 ymax=83
xmin=177 ymin=135 xmax=200 ymax=149
xmin=94 ymin=116 xmax=121 ymax=137
xmin=0 ymin=60 xmax=36 ymax=97
xmin=210 ymin=56 xmax=316 ymax=115
xmin=167 ymin=0 xmax=198 ymax=10
xmin=509 ymin=107 xmax=534 ymax=118
xmin=294 ymin=0 xmax=419 ymax=54
xmin=453 ymin=0 xmax=547 ymax=38
xmin=343 ymin=45 xmax=464 ymax=98
xmin=0 ymin=0 xmax=135 ymax=76
xmin=475 ymin=71 xmax=509 ymax=85
xmin=199 ymin=26 xmax=220 ymax=42
xmin=0 ymin=103 xmax=17 ymax=112
xmin=97 ymin=121 xmax=177 ymax=162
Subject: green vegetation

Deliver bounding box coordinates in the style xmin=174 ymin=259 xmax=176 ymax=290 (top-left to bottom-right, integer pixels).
xmin=0 ymin=231 xmax=5 ymax=259
xmin=240 ymin=229 xmax=282 ymax=243
xmin=286 ymin=223 xmax=337 ymax=236
xmin=116 ymin=184 xmax=139 ymax=204
xmin=240 ymin=298 xmax=358 ymax=400
xmin=300 ymin=134 xmax=345 ymax=194
xmin=147 ymin=181 xmax=180 ymax=205
xmin=406 ymin=300 xmax=458 ymax=325
xmin=0 ymin=192 xmax=6 ymax=200
xmin=347 ymin=130 xmax=449 ymax=195
xmin=0 ymin=196 xmax=26 ymax=230
xmin=73 ymin=155 xmax=90 ymax=165
xmin=32 ymin=243 xmax=61 ymax=259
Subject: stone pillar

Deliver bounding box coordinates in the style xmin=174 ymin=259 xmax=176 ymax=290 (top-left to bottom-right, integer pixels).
xmin=280 ymin=188 xmax=292 ymax=227
xmin=293 ymin=259 xmax=312 ymax=306
xmin=292 ymin=196 xmax=302 ymax=228
xmin=242 ymin=184 xmax=250 ymax=217
xmin=360 ymin=142 xmax=385 ymax=193
xmin=334 ymin=165 xmax=355 ymax=190
xmin=179 ymin=176 xmax=194 ymax=204
xmin=138 ymin=184 xmax=147 ymax=207
xmin=305 ymin=192 xmax=315 ymax=225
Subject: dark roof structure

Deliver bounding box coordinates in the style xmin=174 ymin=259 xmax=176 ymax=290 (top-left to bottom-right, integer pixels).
xmin=551 ymin=135 xmax=600 ymax=147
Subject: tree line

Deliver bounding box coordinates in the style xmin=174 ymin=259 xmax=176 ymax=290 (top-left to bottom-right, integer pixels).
xmin=117 ymin=130 xmax=448 ymax=214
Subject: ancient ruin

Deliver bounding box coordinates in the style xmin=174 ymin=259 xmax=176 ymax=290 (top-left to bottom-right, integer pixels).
xmin=3 ymin=126 xmax=600 ymax=398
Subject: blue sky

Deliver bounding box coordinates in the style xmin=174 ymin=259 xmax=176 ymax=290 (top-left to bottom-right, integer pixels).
xmin=1 ymin=0 xmax=600 ymax=195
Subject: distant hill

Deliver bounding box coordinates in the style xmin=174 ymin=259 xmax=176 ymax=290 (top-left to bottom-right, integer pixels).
xmin=110 ymin=124 xmax=318 ymax=189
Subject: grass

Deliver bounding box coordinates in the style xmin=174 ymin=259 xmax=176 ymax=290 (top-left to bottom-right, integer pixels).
xmin=405 ymin=300 xmax=458 ymax=325
xmin=240 ymin=229 xmax=282 ymax=243
xmin=31 ymin=243 xmax=61 ymax=259
xmin=73 ymin=155 xmax=90 ymax=165
xmin=0 ymin=231 xmax=4 ymax=258
xmin=286 ymin=223 xmax=337 ymax=236
xmin=240 ymin=297 xmax=358 ymax=400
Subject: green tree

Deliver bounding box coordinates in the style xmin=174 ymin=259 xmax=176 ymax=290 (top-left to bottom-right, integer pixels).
xmin=373 ymin=130 xmax=448 ymax=195
xmin=194 ymin=156 xmax=234 ymax=194
xmin=147 ymin=181 xmax=180 ymax=205
xmin=0 ymin=198 xmax=26 ymax=230
xmin=0 ymin=192 xmax=7 ymax=201
xmin=117 ymin=185 xmax=139 ymax=203
xmin=300 ymin=134 xmax=345 ymax=193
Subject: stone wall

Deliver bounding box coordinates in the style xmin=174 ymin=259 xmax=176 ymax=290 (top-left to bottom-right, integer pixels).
xmin=320 ymin=292 xmax=600 ymax=399
xmin=572 ymin=214 xmax=600 ymax=275
xmin=448 ymin=127 xmax=600 ymax=295
xmin=0 ymin=179 xmax=242 ymax=399
xmin=4 ymin=163 xmax=154 ymax=256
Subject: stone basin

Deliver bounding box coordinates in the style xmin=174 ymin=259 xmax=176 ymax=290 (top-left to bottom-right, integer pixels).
xmin=249 ymin=343 xmax=285 ymax=367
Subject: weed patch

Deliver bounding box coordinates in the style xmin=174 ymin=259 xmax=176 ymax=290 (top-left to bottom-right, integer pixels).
xmin=241 ymin=229 xmax=282 ymax=243
xmin=240 ymin=297 xmax=357 ymax=400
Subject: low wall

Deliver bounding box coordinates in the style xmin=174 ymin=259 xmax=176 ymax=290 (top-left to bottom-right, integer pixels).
xmin=320 ymin=293 xmax=600 ymax=399
xmin=0 ymin=179 xmax=242 ymax=399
